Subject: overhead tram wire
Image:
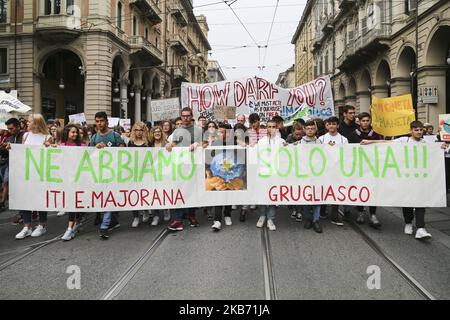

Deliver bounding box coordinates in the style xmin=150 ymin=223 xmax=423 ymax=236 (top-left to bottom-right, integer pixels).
xmin=261 ymin=0 xmax=280 ymax=72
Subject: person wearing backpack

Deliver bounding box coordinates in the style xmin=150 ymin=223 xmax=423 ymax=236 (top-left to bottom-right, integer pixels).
xmin=89 ymin=112 xmax=125 ymax=240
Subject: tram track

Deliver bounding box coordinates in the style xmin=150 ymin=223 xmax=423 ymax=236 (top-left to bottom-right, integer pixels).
xmin=0 ymin=215 xmax=96 ymax=272
xmin=261 ymin=226 xmax=277 ymax=300
xmin=338 ymin=209 xmax=436 ymax=300
xmin=99 ymin=228 xmax=169 ymax=300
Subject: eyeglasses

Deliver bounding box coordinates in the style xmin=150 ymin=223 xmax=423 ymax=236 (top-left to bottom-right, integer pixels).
xmin=181 ymin=114 xmax=191 ymax=118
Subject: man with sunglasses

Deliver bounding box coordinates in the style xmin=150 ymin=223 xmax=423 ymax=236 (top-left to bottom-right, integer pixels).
xmin=166 ymin=107 xmax=203 ymax=231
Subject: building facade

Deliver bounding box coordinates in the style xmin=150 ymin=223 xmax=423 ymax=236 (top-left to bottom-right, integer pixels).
xmin=207 ymin=59 xmax=226 ymax=82
xmin=0 ymin=0 xmax=211 ymax=123
xmin=291 ymin=0 xmax=314 ymax=86
xmin=275 ymin=64 xmax=295 ymax=88
xmin=293 ymin=0 xmax=450 ymax=128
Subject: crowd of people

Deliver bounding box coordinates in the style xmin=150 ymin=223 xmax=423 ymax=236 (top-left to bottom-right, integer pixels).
xmin=0 ymin=105 xmax=447 ymax=242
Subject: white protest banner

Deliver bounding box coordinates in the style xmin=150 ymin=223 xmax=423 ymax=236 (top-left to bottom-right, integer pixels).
xmin=9 ymin=143 xmax=446 ymax=212
xmin=68 ymin=113 xmax=87 ymax=125
xmin=151 ymin=98 xmax=180 ymax=122
xmin=181 ymin=76 xmax=334 ymax=123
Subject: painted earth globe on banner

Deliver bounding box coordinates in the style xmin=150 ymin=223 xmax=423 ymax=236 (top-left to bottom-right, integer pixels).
xmin=210 ymin=152 xmax=245 ymax=183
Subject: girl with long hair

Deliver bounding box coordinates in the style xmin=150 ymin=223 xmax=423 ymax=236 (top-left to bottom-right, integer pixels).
xmin=15 ymin=114 xmax=53 ymax=239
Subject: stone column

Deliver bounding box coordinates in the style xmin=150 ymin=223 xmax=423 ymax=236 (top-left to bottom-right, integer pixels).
xmin=134 ymin=87 xmax=141 ymax=122
xmin=120 ymin=81 xmax=128 ymax=119
xmin=146 ymin=91 xmax=152 ymax=122
xmin=357 ymin=91 xmax=371 ymax=113
xmin=417 ymin=66 xmax=448 ymax=128
xmin=371 ymin=85 xmax=389 ymax=99
xmin=390 ymin=77 xmax=411 ymax=97
xmin=33 ymin=73 xmax=42 ymax=114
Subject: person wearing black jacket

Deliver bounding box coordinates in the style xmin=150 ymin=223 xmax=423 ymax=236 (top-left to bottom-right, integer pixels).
xmin=347 ymin=112 xmax=382 ymax=229
xmin=0 ymin=118 xmax=25 ymax=212
xmin=339 ymin=105 xmax=358 ymax=138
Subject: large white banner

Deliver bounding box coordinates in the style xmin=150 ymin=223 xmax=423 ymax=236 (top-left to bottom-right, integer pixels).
xmin=9 ymin=143 xmax=446 ymax=211
xmin=181 ymin=76 xmax=335 ymax=123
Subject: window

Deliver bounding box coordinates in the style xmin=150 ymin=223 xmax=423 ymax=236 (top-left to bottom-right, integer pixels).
xmin=145 ymin=28 xmax=149 ymax=40
xmin=54 ymin=0 xmax=61 ymax=14
xmin=117 ymin=2 xmax=122 ymax=30
xmin=0 ymin=48 xmax=7 ymax=74
xmin=0 ymin=0 xmax=7 ymax=23
xmin=155 ymin=35 xmax=159 ymax=49
xmin=133 ymin=16 xmax=137 ymax=36
xmin=45 ymin=0 xmax=52 ymax=15
xmin=67 ymin=0 xmax=74 ymax=15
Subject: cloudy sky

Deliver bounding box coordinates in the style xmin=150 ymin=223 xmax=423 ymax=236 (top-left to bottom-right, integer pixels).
xmin=193 ymin=0 xmax=306 ymax=82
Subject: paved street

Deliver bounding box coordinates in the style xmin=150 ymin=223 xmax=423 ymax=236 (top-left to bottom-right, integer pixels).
xmin=0 ymin=203 xmax=449 ymax=300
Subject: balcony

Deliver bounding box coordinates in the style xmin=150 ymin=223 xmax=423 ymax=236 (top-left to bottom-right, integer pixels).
xmin=337 ymin=25 xmax=391 ymax=71
xmin=338 ymin=0 xmax=356 ymax=10
xmin=35 ymin=14 xmax=81 ymax=43
xmin=312 ymin=32 xmax=323 ymax=53
xmin=355 ymin=24 xmax=391 ymax=54
xmin=336 ymin=42 xmax=356 ymax=70
xmin=170 ymin=34 xmax=189 ymax=55
xmin=321 ymin=14 xmax=334 ymax=35
xmin=130 ymin=0 xmax=162 ymax=24
xmin=129 ymin=36 xmax=163 ymax=64
xmin=172 ymin=65 xmax=189 ymax=81
xmin=171 ymin=3 xmax=189 ymax=26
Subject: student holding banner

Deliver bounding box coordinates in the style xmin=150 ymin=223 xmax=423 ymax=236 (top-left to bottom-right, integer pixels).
xmin=89 ymin=112 xmax=125 ymax=240
xmin=167 ymin=107 xmax=203 ymax=232
xmin=347 ymin=112 xmax=382 ymax=228
xmin=318 ymin=116 xmax=349 ymax=226
xmin=256 ymin=119 xmax=287 ymax=231
xmin=361 ymin=120 xmax=449 ymax=240
xmin=127 ymin=122 xmax=151 ymax=228
xmin=59 ymin=124 xmax=87 ymax=241
xmin=149 ymin=126 xmax=171 ymax=225
xmin=299 ymin=120 xmax=323 ymax=233
xmin=286 ymin=122 xmax=305 ymax=222
xmin=15 ymin=114 xmax=53 ymax=239
xmin=210 ymin=123 xmax=234 ymax=231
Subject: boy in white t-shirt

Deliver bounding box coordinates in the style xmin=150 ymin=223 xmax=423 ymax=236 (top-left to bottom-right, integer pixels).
xmin=318 ymin=116 xmax=349 ymax=226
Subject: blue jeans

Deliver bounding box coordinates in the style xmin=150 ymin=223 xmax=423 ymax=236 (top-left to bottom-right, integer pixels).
xmin=260 ymin=206 xmax=276 ymax=221
xmin=302 ymin=206 xmax=321 ymax=222
xmin=21 ymin=211 xmax=47 ymax=224
xmin=173 ymin=208 xmax=195 ymax=221
xmin=100 ymin=212 xmax=112 ymax=230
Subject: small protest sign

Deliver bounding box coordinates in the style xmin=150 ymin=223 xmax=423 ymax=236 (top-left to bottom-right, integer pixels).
xmin=439 ymin=114 xmax=450 ymax=142
xmin=214 ymin=106 xmax=236 ymax=121
xmin=68 ymin=113 xmax=86 ymax=125
xmin=119 ymin=119 xmax=131 ymax=131
xmin=151 ymin=98 xmax=180 ymax=122
xmin=108 ymin=117 xmax=120 ymax=128
xmin=371 ymin=94 xmax=415 ymax=136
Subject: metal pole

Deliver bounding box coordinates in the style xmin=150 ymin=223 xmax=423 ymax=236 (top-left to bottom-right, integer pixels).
xmin=14 ymin=0 xmax=17 ymax=90
xmin=414 ymin=0 xmax=419 ymax=119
